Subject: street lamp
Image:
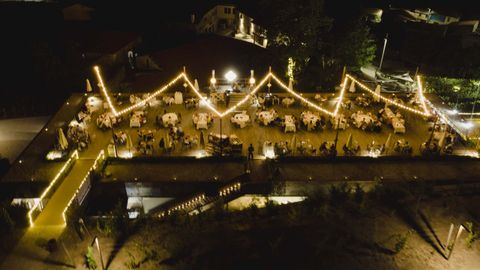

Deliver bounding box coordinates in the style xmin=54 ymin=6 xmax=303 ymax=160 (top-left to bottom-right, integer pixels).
xmin=453 ymin=85 xmax=461 ymax=110
xmin=471 ymin=81 xmax=480 ymax=120
xmin=378 ymin=33 xmax=388 ymax=72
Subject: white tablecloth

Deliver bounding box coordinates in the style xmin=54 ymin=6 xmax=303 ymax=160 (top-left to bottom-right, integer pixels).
xmin=392 ymin=118 xmax=406 ymax=134
xmin=194 ymin=113 xmax=209 ymax=129
xmin=174 ymin=92 xmax=183 ymax=104
xmin=162 ymin=113 xmax=178 ymax=127
xmin=331 ymin=114 xmax=347 ymax=130
xmin=163 ymin=96 xmax=175 ymax=105
xmin=130 ymin=111 xmax=145 ymax=128
xmin=231 ymin=114 xmax=250 ymax=128
xmin=258 ymin=111 xmax=276 ymax=125
xmin=301 ymin=111 xmax=319 ymax=131
xmin=284 ymin=115 xmax=296 ymax=133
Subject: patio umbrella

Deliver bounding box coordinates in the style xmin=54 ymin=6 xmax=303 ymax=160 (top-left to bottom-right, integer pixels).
xmin=58 ymin=128 xmax=68 ymax=150
xmin=290 ymin=134 xmax=297 ymax=155
xmin=374 ymin=85 xmax=381 ymax=102
xmin=384 ymin=133 xmax=392 ymax=154
xmin=194 ymin=79 xmax=200 ymax=91
xmin=438 ymin=130 xmax=447 ymax=148
xmin=345 ymin=133 xmax=353 ymax=149
xmin=349 ymin=81 xmax=356 ymax=93
xmin=86 ymin=78 xmax=92 ymax=92
xmin=165 ymin=133 xmax=171 ymax=151
xmin=126 ymin=133 xmax=134 ymax=156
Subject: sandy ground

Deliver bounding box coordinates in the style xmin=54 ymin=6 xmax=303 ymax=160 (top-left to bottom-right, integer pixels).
xmin=3 ymin=193 xmax=479 ymax=270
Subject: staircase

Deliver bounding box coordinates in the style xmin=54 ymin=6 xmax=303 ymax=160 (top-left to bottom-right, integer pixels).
xmin=228 ymin=92 xmax=250 ymax=111
xmin=155 ymin=180 xmax=245 ymax=218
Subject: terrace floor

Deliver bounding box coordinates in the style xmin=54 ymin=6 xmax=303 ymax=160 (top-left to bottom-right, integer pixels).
xmin=86 ymin=90 xmax=452 ymax=159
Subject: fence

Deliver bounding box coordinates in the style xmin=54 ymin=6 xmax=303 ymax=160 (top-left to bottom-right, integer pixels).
xmin=27 ymin=150 xmax=79 ymax=227
xmin=62 ymin=150 xmax=105 ymax=226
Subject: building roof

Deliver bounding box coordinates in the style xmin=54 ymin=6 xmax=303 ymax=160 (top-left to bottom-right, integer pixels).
xmin=1 ymin=94 xmax=85 ymax=185
xmin=62 ymin=3 xmax=94 ymax=21
xmin=62 ymin=28 xmax=139 ymax=54
xmin=128 ymin=34 xmax=264 ymax=92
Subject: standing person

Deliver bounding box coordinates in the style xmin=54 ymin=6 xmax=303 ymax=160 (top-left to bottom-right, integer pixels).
xmin=159 ymin=137 xmax=165 ymax=153
xmin=248 ymin=144 xmax=254 ymax=160
xmin=225 ymin=93 xmax=230 ymax=107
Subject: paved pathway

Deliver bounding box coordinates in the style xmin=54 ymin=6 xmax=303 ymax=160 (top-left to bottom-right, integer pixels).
xmin=34 ymin=159 xmax=95 ymax=226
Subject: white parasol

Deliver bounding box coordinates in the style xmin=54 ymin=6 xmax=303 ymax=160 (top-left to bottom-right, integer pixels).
xmin=86 ymin=78 xmax=92 ymax=92
xmin=349 ymin=81 xmax=356 ymax=93
xmin=58 ymin=128 xmax=69 ymax=150
xmin=374 ymin=85 xmax=381 ymax=102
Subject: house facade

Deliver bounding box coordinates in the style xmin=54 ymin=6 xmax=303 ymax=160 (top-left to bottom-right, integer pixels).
xmin=196 ymin=4 xmax=268 ymax=48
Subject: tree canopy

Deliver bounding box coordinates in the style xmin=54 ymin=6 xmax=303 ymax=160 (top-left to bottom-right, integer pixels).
xmin=257 ymin=0 xmax=377 ymax=90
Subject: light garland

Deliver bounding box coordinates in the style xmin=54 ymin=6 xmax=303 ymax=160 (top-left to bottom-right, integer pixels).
xmin=416 ymin=75 xmax=430 ymax=115
xmin=182 ymin=74 xmax=223 ymax=117
xmin=218 ymin=72 xmax=270 ymax=117
xmin=28 ymin=150 xmax=79 ymax=227
xmin=346 ymin=75 xmax=431 ymax=117
xmin=62 ymin=150 xmax=105 ymax=225
xmin=95 ymin=66 xmax=433 ymax=121
xmin=270 ymin=73 xmax=336 ymax=116
xmin=94 ymin=66 xmax=118 ymax=116
xmin=334 ymin=76 xmax=348 ymax=116
xmin=219 ymin=182 xmax=241 ymax=196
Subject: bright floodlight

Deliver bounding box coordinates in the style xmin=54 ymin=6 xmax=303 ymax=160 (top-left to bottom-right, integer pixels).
xmin=225 ymin=70 xmax=237 ymax=82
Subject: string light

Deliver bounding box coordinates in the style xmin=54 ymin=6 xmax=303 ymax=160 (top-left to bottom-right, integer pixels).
xmin=116 ymin=73 xmax=184 ymax=116
xmin=416 ymin=75 xmax=430 ymax=115
xmin=28 ymin=150 xmax=79 ymax=227
xmin=270 ymin=73 xmax=336 ymax=116
xmin=95 ymin=66 xmax=432 ymax=121
xmin=62 ymin=150 xmax=105 ymax=225
xmin=346 ymin=75 xmax=430 ymax=117
xmin=334 ymin=76 xmax=348 ymax=116
xmin=94 ymin=66 xmax=118 ymax=116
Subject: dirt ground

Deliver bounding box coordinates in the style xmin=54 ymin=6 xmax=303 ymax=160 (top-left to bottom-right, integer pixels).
xmin=17 ymin=192 xmax=478 ymax=270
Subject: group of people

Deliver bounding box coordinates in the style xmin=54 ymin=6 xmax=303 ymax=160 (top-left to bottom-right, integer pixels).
xmin=137 ymin=129 xmax=155 ymax=155
xmin=67 ymin=122 xmax=90 ymax=151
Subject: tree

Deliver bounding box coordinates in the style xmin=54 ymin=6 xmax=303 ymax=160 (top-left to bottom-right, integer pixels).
xmin=259 ymin=0 xmax=332 ymax=79
xmin=334 ymin=18 xmax=376 ymax=72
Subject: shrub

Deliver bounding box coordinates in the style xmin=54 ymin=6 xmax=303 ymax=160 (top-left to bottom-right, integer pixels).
xmin=125 ymin=251 xmax=140 ymax=269
xmin=328 ymin=183 xmax=351 ymax=205
xmin=394 ymin=231 xmax=412 ymax=254
xmin=85 ymin=246 xmax=97 ymax=270
xmin=465 ymin=222 xmax=478 ymax=248
xmin=353 ymin=184 xmax=364 ymax=204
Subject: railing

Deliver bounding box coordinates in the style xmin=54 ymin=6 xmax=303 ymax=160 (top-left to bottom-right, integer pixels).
xmin=27 ymin=150 xmax=79 ymax=227
xmin=62 ymin=150 xmax=105 ymax=225
xmin=157 ymin=180 xmax=244 ymax=219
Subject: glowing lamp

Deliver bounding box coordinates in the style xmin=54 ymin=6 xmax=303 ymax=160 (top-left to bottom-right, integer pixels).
xmin=225 ymin=70 xmax=237 ymax=82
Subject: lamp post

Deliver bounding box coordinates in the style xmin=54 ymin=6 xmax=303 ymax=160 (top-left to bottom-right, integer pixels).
xmin=378 ymin=33 xmax=388 ymax=72
xmin=471 ymin=81 xmax=480 ymax=120
xmin=453 ymin=85 xmax=460 ymax=110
